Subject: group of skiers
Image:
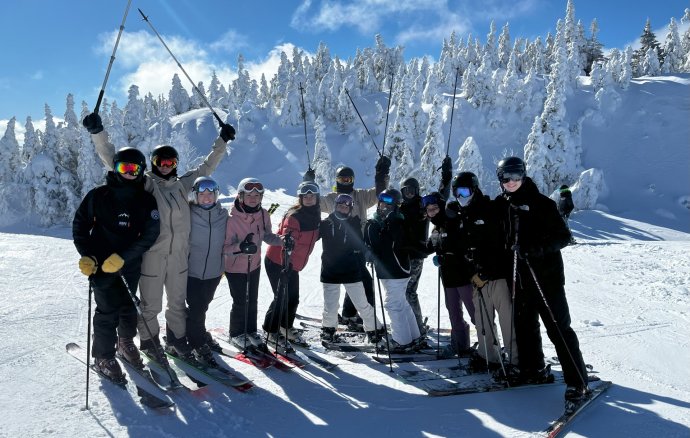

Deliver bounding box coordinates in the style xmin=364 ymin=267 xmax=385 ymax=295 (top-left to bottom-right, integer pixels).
xmin=74 ymin=111 xmax=590 ymax=408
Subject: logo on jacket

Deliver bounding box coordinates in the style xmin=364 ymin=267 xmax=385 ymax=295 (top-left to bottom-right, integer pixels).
xmin=151 ymin=209 xmax=160 ymax=220
xmin=118 ymin=213 xmax=130 ymax=228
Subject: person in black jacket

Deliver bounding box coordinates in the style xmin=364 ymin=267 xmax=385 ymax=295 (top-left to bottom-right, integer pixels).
xmin=319 ymin=194 xmax=382 ymax=343
xmin=365 ymin=189 xmax=420 ymax=349
xmin=494 ymin=157 xmax=589 ymax=408
xmin=73 ymin=147 xmax=160 ymax=381
xmin=449 ymin=172 xmax=518 ymax=375
xmin=558 ymin=184 xmax=576 ymax=244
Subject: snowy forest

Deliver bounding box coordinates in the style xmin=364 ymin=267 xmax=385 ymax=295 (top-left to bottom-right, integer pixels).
xmin=1 ymin=1 xmax=689 ymax=227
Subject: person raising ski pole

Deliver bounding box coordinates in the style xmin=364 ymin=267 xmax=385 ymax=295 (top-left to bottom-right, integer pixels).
xmin=494 ymin=156 xmax=589 ymax=410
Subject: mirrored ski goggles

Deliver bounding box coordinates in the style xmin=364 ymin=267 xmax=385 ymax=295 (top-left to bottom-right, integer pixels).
xmin=152 ymin=156 xmax=178 ymax=168
xmin=241 ymin=181 xmax=264 ymax=193
xmin=421 ymin=194 xmax=441 ymax=208
xmin=499 ymin=172 xmax=523 ymax=184
xmin=336 ymin=175 xmax=354 ymax=185
xmin=114 ymin=161 xmax=142 ymax=176
xmin=195 ymin=179 xmax=219 ymax=193
xmin=378 ymin=193 xmax=396 ymax=205
xmin=298 ymin=183 xmax=319 ymax=195
xmin=454 ymin=187 xmax=472 ymax=198
xmin=335 ymin=194 xmax=354 ymax=207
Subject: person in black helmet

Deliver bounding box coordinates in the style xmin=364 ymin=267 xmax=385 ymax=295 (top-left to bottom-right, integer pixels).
xmin=303 ymin=155 xmax=391 ymax=329
xmin=72 ymin=147 xmax=160 ymax=381
xmin=83 ymin=111 xmax=234 ymax=361
xmin=494 ymin=156 xmax=589 ymax=410
xmin=365 ymin=188 xmax=421 ymax=351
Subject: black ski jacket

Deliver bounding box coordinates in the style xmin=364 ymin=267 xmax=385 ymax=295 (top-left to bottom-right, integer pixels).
xmin=73 ymin=172 xmax=160 ymax=276
xmin=399 ymin=195 xmax=432 ymax=260
xmin=319 ymin=213 xmax=366 ymax=284
xmin=365 ymin=212 xmax=411 ymax=279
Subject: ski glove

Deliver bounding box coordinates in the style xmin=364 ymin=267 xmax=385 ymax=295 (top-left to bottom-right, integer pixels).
xmin=219 ymin=123 xmax=236 ymax=142
xmin=471 ymin=273 xmax=488 ymax=289
xmin=82 ymin=113 xmax=104 ymax=134
xmin=432 ymin=255 xmax=444 ymax=267
xmin=102 ymin=253 xmax=124 ymax=273
xmin=283 ymin=233 xmax=295 ymax=251
xmin=239 ymin=233 xmax=257 ymax=255
xmin=375 ymin=155 xmax=391 ymax=174
xmin=303 ymin=168 xmax=316 ymax=182
xmin=441 ymin=156 xmax=453 ymax=174
xmin=78 ymin=256 xmax=98 ymax=276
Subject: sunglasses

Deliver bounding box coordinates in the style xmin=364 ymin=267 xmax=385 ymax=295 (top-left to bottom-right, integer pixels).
xmin=336 ymin=175 xmax=354 ymax=185
xmin=241 ymin=182 xmax=265 ymax=193
xmin=115 ymin=161 xmax=142 ymax=176
xmin=196 ymin=180 xmax=219 ymax=193
xmin=378 ymin=193 xmax=396 ymax=205
xmin=335 ymin=194 xmax=354 ymax=207
xmin=153 ymin=157 xmax=178 ymax=168
xmin=500 ymin=173 xmax=523 ymax=184
xmin=421 ymin=194 xmax=440 ymax=208
xmin=454 ymin=187 xmax=472 ymax=198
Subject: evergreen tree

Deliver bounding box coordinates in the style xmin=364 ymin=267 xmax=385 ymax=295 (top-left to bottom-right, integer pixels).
xmin=642 ymin=46 xmax=661 ymax=76
xmin=77 ymin=101 xmax=104 ymax=197
xmin=387 ymin=80 xmax=415 ymax=183
xmin=108 ymin=101 xmax=128 ymax=147
xmin=208 ymin=70 xmax=222 ymax=107
xmin=311 ymin=115 xmax=332 ymax=191
xmin=258 ymin=73 xmax=270 ymax=107
xmin=191 ymin=81 xmax=207 ymax=110
xmin=58 ymin=94 xmax=80 ymax=175
xmin=169 ymin=73 xmax=192 ymax=114
xmin=31 ymin=104 xmax=63 ymax=226
xmin=485 ymin=21 xmax=499 ymax=70
xmin=0 ymin=117 xmax=21 ymax=182
xmin=456 ymin=136 xmax=486 ymax=188
xmin=234 ymin=54 xmax=253 ymax=106
xmin=632 ymin=19 xmax=663 ymax=76
xmin=418 ymin=94 xmax=445 ymax=193
xmin=498 ymin=41 xmax=520 ymax=111
xmin=21 ymin=117 xmax=39 ymax=174
xmin=584 ymin=19 xmax=605 ymax=75
xmin=169 ymin=129 xmax=196 ymax=174
xmin=497 ymin=23 xmax=512 ymax=69
xmin=124 ymin=85 xmax=147 ymax=146
xmin=313 ymin=42 xmax=332 ymax=85
xmin=336 ymin=86 xmax=354 ymax=133
xmin=661 ymin=18 xmax=683 ymax=73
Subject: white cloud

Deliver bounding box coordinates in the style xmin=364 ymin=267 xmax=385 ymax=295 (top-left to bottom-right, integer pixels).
xmin=245 ymin=43 xmax=315 ymax=84
xmin=210 ymin=30 xmax=250 ymax=53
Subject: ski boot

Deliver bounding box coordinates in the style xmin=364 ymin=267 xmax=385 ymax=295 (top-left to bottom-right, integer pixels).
xmin=321 ymin=326 xmax=337 ymax=342
xmin=564 ymin=385 xmax=591 ymax=413
xmin=193 ymin=344 xmax=219 ymax=368
xmin=117 ymin=336 xmax=144 ymax=369
xmin=94 ymin=357 xmax=125 ymax=383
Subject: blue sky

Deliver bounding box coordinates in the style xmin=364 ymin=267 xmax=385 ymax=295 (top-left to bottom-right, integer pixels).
xmin=0 ymin=0 xmax=686 ymax=129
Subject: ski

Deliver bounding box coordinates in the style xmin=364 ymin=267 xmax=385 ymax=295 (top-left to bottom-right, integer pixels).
xmin=393 ymin=364 xmax=472 ymax=383
xmin=140 ymin=349 xmax=203 ymax=390
xmin=207 ymin=332 xmax=274 ymax=369
xmin=163 ymin=349 xmax=253 ymax=391
xmin=66 ymin=343 xmax=174 ymax=409
xmin=116 ymin=351 xmax=184 ymax=392
xmin=539 ymin=380 xmax=613 ymax=438
xmin=371 ymin=349 xmax=455 ymax=364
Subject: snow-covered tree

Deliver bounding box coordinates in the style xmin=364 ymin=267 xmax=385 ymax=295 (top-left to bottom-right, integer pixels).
xmin=681 ymin=9 xmax=690 ymax=72
xmin=485 ymin=21 xmax=499 ymax=69
xmin=169 ymin=129 xmax=196 ymax=174
xmin=311 ymin=115 xmax=332 ymax=190
xmin=632 ymin=19 xmax=663 ymax=76
xmin=642 ymin=46 xmax=662 ymax=76
xmin=456 ymin=136 xmax=486 ymax=188
xmin=0 ymin=117 xmax=21 ymax=182
xmin=77 ymin=101 xmax=105 ymax=197
xmin=497 ymin=23 xmax=511 ymax=69
xmin=661 ymin=18 xmax=683 ymax=73
xmin=21 ymin=117 xmax=39 ymax=174
xmin=418 ymin=94 xmax=445 ymax=193
xmin=584 ymin=19 xmax=605 ymax=75
xmin=386 ymin=80 xmax=415 ymax=183
xmin=313 ymin=42 xmax=332 ymax=85
xmin=191 ymin=81 xmax=207 ymax=110
xmin=124 ymin=85 xmax=147 ymax=146
xmin=168 ymin=73 xmax=192 ymax=114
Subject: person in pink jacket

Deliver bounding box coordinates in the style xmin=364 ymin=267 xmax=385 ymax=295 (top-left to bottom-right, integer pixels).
xmin=223 ymin=178 xmax=283 ymax=352
xmin=262 ymin=181 xmax=321 ymax=351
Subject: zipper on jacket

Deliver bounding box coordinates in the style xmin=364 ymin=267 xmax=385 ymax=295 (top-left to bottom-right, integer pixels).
xmin=202 ymin=210 xmax=212 ymax=278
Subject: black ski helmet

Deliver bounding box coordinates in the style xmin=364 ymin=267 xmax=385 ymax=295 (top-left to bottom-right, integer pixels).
xmin=151 ymin=145 xmax=179 ymax=166
xmin=451 ymin=172 xmax=479 ymax=191
xmin=400 ymin=177 xmax=420 ymax=198
xmin=335 ymin=166 xmax=355 ymax=179
xmin=496 ymin=156 xmax=525 ymax=180
xmin=113 ymin=147 xmax=146 ymax=170
xmin=378 ymin=188 xmax=402 ymax=206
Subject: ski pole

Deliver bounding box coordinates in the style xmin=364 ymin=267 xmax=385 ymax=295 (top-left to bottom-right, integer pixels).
xmin=373 ymin=267 xmax=394 ymax=372
xmin=524 ymin=258 xmax=588 ymax=388
xmin=445 ymin=67 xmax=461 ymax=157
xmin=344 ymin=88 xmax=382 ymax=157
xmin=93 ymin=0 xmax=133 ymax=114
xmin=242 ymin=255 xmax=251 ymax=352
xmin=281 ymin=232 xmax=293 ymax=352
xmin=369 ymin=261 xmax=379 ymax=355
xmin=85 ymin=278 xmax=93 ymax=410
xmin=508 ymin=215 xmax=519 ymax=368
xmin=119 ymin=274 xmax=178 ymax=386
xmin=298 ymin=83 xmax=312 ymax=171
xmin=436 ymin=267 xmax=441 ymax=360
xmin=381 ymin=70 xmax=394 ymax=157
xmin=137 ymin=8 xmax=228 ymax=131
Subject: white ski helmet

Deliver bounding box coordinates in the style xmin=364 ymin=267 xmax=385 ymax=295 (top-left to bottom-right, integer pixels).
xmin=237 ymin=177 xmax=264 ymax=195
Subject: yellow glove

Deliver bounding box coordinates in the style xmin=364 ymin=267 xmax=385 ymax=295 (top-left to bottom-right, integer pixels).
xmin=102 ymin=253 xmax=125 ymax=273
xmin=78 ymin=256 xmax=98 ymax=276
xmin=471 ymin=273 xmax=488 ymax=289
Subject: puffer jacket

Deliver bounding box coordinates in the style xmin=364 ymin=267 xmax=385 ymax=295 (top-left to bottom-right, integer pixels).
xmin=92 ymin=130 xmax=227 ymax=255
xmin=188 ymin=203 xmax=228 ymax=280
xmin=223 ymin=200 xmax=283 ymax=274
xmin=265 ymin=205 xmax=320 ymax=272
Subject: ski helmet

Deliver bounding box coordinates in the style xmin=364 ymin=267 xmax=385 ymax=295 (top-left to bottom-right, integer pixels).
xmin=400 ymin=177 xmax=420 ymax=198
xmin=421 ymin=192 xmax=445 ymax=208
xmin=496 ymin=156 xmax=526 ymax=181
xmin=237 ymin=177 xmax=264 ymax=194
xmin=151 ymin=145 xmax=179 ymax=167
xmin=113 ymin=147 xmax=146 ymax=170
xmin=451 ymin=172 xmax=479 ymax=199
xmin=190 ymin=176 xmax=220 ymax=207
xmin=378 ymin=188 xmax=402 ymax=206
xmin=335 ymin=166 xmax=355 ymax=179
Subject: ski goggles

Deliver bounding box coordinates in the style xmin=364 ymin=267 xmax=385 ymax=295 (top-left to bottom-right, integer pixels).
xmin=114 ymin=161 xmax=142 ymax=176
xmin=240 ymin=181 xmax=264 ymax=193
xmin=335 ymin=193 xmax=354 ymax=207
xmin=152 ymin=156 xmax=178 ymax=168
xmin=378 ymin=193 xmax=397 ymax=205
xmin=195 ymin=179 xmax=219 ymax=193
xmin=499 ymin=172 xmax=523 ymax=184
xmin=421 ymin=194 xmax=441 ymax=208
xmin=336 ymin=175 xmax=354 ymax=185
xmin=454 ymin=187 xmax=472 ymax=198
xmin=298 ymin=182 xmax=319 ymax=195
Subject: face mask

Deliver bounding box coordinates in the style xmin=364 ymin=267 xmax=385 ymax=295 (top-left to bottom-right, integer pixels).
xmin=458 ymin=193 xmax=473 ymax=207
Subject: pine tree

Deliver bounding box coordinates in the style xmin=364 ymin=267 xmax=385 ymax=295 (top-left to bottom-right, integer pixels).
xmin=632 ymin=19 xmax=663 ymax=76
xmin=311 ymin=115 xmax=332 ymax=191
xmin=456 ymin=136 xmax=486 ymax=188
xmin=170 ymin=129 xmax=196 ymax=174
xmin=0 ymin=117 xmax=21 ymax=182
xmin=191 ymin=81 xmax=207 ymax=109
xmin=497 ymin=23 xmax=511 ymax=69
xmin=124 ymin=85 xmax=147 ymax=146
xmin=31 ymin=104 xmax=63 ymax=226
xmin=77 ymin=101 xmax=105 ymax=197
xmin=682 ymin=9 xmax=690 ymax=72
xmin=169 ymin=73 xmax=192 ymax=114
xmin=584 ymin=19 xmax=605 ymax=75
xmin=642 ymin=47 xmax=662 ymax=76
xmin=208 ymin=71 xmax=223 ymax=107
xmin=21 ymin=117 xmax=39 ymax=174
xmin=661 ymin=18 xmax=683 ymax=73
xmin=418 ymin=94 xmax=445 ymax=193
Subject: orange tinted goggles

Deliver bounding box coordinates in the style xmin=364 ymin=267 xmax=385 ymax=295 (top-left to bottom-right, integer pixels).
xmin=153 ymin=157 xmax=178 ymax=168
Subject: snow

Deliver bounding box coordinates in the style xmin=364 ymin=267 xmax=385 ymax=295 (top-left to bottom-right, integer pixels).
xmin=1 ymin=186 xmax=689 ymax=437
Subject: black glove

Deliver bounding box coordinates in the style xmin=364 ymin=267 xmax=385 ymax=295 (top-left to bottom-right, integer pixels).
xmin=303 ymin=168 xmax=316 ymax=182
xmin=441 ymin=156 xmax=452 ymax=174
xmin=82 ymin=113 xmax=103 ymax=134
xmin=429 ymin=230 xmax=442 ymax=249
xmin=445 ymin=202 xmax=459 ymax=219
xmin=239 ymin=233 xmax=257 ymax=254
xmin=220 ymin=123 xmax=236 ymax=142
xmin=375 ymin=155 xmax=391 ymax=174
xmin=283 ymin=233 xmax=295 ymax=251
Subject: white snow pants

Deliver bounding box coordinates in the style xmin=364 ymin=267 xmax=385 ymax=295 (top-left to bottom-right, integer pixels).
xmin=472 ymin=278 xmax=519 ymax=365
xmin=380 ymin=278 xmax=420 ymax=345
xmin=322 ymin=282 xmax=381 ymax=331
